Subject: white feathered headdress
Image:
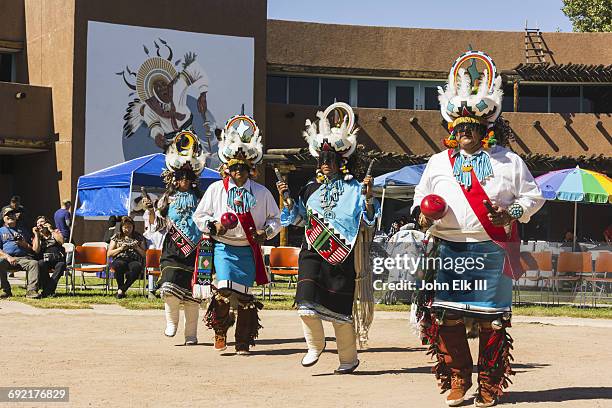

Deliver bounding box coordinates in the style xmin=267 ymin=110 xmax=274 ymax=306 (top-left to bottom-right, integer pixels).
xmin=438 ymin=50 xmax=503 ymax=130
xmin=218 ymin=114 xmax=263 ymax=167
xmin=164 ymin=130 xmax=207 ymax=175
xmin=303 ymin=102 xmax=358 ymax=158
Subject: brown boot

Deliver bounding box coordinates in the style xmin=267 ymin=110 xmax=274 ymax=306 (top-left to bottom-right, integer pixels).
xmin=475 ymin=376 xmax=498 ymax=407
xmin=205 ymin=294 xmax=234 ymax=352
xmin=436 ymin=320 xmax=473 ymax=406
xmin=447 ymin=369 xmax=473 ymax=406
xmin=214 ymin=333 xmax=227 ymax=351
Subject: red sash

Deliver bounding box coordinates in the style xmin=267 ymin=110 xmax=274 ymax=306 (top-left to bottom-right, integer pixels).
xmin=448 ymin=150 xmax=524 ymax=279
xmin=223 ymin=178 xmax=268 ymax=285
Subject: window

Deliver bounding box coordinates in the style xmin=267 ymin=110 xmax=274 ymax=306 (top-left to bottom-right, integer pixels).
xmin=0 ymin=53 xmax=12 ymax=82
xmin=519 ymin=85 xmax=548 ymax=112
xmin=288 ymin=77 xmax=319 ymax=105
xmin=320 ymin=78 xmax=350 ymax=106
xmin=423 ymin=86 xmax=439 ymax=110
xmin=550 ymin=85 xmax=580 ymax=113
xmin=583 ymin=86 xmax=612 ymax=113
xmin=266 ymin=75 xmax=287 ymax=104
xmin=357 ymin=80 xmax=388 ymax=108
xmin=502 ymin=84 xmax=515 ymax=112
xmin=395 ymin=86 xmax=414 ymax=109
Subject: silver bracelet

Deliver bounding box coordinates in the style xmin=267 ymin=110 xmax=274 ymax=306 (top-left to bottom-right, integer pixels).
xmin=508 ymin=202 xmax=524 ymax=220
xmin=264 ymin=224 xmax=275 ymax=239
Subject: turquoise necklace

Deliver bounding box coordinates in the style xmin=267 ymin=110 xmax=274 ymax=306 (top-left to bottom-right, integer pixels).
xmin=320 ymin=175 xmax=344 ymax=220
xmin=453 ymin=150 xmax=493 ymax=190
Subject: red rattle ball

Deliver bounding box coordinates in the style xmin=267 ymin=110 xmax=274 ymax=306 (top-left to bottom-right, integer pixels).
xmin=220 ymin=212 xmax=238 ymax=230
xmin=421 ymin=194 xmax=448 ymax=220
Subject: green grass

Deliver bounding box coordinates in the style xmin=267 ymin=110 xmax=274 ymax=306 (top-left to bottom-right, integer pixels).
xmin=513 ymin=304 xmax=612 ymax=319
xmin=4 ymin=276 xmax=612 ymax=319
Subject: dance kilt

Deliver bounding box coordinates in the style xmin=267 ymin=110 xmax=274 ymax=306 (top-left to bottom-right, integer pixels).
xmin=213 ymin=242 xmax=256 ymax=292
xmin=431 ymin=239 xmax=512 ymax=318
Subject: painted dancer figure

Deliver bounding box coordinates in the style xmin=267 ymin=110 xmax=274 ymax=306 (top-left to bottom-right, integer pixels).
xmin=411 ymin=51 xmax=545 ymax=407
xmin=119 ymin=42 xmax=213 ymax=151
xmin=143 ymin=131 xmax=209 ymax=345
xmin=193 ymin=114 xmax=281 ymax=355
xmin=277 ymin=102 xmax=380 ymax=374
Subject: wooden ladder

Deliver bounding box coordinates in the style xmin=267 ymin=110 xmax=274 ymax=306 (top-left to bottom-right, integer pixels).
xmin=524 ymin=21 xmax=547 ymax=65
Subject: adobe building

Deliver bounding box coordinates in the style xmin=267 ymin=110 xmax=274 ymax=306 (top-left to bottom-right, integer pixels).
xmin=263 ymin=21 xmax=612 ymax=243
xmin=0 ymin=0 xmax=610 ymax=243
xmin=0 ymin=0 xmax=267 ymax=239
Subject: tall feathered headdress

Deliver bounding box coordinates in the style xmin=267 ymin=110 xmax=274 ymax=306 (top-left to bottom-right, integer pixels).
xmin=164 ymin=130 xmax=208 ymax=175
xmin=438 ymin=51 xmax=504 ymax=148
xmin=218 ymin=114 xmax=263 ymax=168
xmin=303 ymin=102 xmax=359 ymax=158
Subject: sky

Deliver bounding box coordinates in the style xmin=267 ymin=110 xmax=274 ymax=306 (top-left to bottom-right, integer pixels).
xmin=267 ymin=0 xmax=574 ymax=33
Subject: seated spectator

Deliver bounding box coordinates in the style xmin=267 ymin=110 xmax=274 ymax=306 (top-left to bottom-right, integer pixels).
xmin=561 ymin=230 xmax=581 ymax=252
xmin=53 ymin=200 xmax=72 ymax=242
xmin=1 ymin=195 xmax=26 ymax=228
xmin=32 ymin=216 xmax=66 ymax=297
xmin=0 ymin=207 xmax=42 ymax=298
xmin=107 ymin=216 xmax=145 ymax=299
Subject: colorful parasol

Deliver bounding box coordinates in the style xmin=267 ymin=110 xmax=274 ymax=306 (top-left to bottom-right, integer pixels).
xmin=535 ymin=166 xmax=612 ymax=249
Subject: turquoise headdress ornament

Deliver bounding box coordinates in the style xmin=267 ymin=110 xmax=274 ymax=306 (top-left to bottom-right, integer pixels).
xmin=218 ymin=113 xmax=263 ymax=168
xmin=438 ymin=50 xmax=504 ymax=149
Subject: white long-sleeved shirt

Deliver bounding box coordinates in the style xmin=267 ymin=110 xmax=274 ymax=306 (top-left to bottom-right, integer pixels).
xmin=192 ymin=178 xmax=281 ymax=246
xmin=411 ymin=146 xmax=545 ymax=242
xmin=143 ymin=209 xmax=165 ymax=249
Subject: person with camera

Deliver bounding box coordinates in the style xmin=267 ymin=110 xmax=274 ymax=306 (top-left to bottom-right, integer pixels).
xmin=0 ymin=207 xmax=42 ymax=299
xmin=32 ymin=216 xmax=66 ymax=297
xmin=107 ymin=216 xmax=146 ymax=299
xmin=1 ymin=195 xmax=26 ymax=228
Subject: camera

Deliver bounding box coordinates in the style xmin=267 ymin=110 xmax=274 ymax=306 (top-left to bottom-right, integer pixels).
xmin=14 ymin=233 xmax=24 ymax=241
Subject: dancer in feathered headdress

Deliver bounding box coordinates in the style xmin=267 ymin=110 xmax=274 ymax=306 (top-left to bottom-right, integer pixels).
xmin=411 ymin=51 xmax=545 ymax=407
xmin=277 ymin=102 xmax=380 ymax=374
xmin=142 ymin=130 xmax=209 ymax=346
xmin=193 ymin=113 xmax=281 ymax=355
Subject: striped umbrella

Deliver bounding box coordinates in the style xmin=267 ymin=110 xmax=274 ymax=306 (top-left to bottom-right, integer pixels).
xmin=535 ymin=166 xmax=612 ymax=249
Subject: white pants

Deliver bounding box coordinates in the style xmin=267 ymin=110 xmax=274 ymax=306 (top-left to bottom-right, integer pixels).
xmin=300 ymin=315 xmax=357 ymax=364
xmin=164 ymin=294 xmax=199 ymax=342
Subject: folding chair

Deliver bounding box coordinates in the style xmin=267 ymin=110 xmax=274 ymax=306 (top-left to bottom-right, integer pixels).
xmin=67 ymin=246 xmax=108 ymax=294
xmin=82 ymin=242 xmax=112 ymax=287
xmin=583 ymin=251 xmax=612 ymax=306
xmin=268 ymin=247 xmax=300 ymax=296
xmin=550 ymin=252 xmax=591 ymax=304
xmin=143 ymin=249 xmax=162 ymax=297
xmin=519 ymin=252 xmax=553 ymax=304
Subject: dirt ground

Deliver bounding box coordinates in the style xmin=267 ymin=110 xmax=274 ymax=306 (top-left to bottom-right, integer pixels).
xmin=1 ymin=301 xmax=611 ymax=408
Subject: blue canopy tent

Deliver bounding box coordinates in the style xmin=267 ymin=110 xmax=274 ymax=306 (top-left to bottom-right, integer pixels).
xmin=373 ymin=164 xmax=426 ymax=229
xmin=71 ymin=153 xmax=220 ymax=241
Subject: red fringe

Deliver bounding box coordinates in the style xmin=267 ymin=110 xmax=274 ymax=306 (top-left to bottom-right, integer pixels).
xmin=478 ymin=329 xmax=515 ymax=397
xmin=423 ymin=316 xmax=453 ymax=392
